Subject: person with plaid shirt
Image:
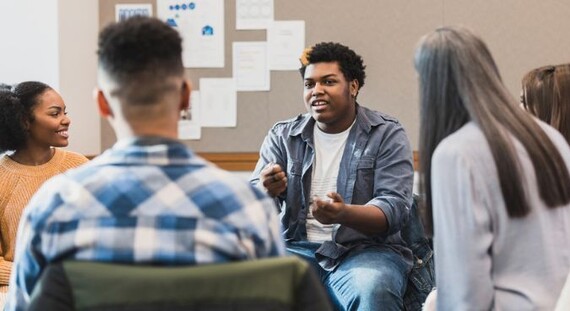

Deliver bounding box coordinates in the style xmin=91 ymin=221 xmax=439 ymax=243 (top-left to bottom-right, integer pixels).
xmin=5 ymin=16 xmax=285 ymax=311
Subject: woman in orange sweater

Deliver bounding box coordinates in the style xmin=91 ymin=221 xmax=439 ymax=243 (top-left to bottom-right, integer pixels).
xmin=0 ymin=82 xmax=88 ymax=306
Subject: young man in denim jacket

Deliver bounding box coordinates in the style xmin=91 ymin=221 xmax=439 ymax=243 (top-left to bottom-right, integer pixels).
xmin=251 ymin=42 xmax=429 ymax=310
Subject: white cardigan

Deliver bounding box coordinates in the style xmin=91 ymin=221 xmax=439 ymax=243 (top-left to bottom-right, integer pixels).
xmin=431 ymin=121 xmax=570 ymax=311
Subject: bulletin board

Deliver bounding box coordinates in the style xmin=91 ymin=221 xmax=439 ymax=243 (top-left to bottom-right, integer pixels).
xmin=99 ymin=0 xmax=570 ymax=167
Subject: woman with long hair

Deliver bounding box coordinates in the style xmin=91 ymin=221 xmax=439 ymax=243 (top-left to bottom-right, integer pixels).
xmin=521 ymin=63 xmax=570 ymax=144
xmin=0 ymin=82 xmax=88 ymax=306
xmin=415 ymin=26 xmax=570 ymax=310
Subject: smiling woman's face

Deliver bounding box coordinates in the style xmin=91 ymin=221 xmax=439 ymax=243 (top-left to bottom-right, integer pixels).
xmin=26 ymin=89 xmax=71 ymax=149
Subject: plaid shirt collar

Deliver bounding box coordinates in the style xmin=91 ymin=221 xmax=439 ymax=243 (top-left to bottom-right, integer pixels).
xmin=94 ymin=136 xmax=202 ymax=167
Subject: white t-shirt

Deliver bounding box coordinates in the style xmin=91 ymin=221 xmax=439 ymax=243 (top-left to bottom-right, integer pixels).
xmin=306 ymin=121 xmax=354 ymax=243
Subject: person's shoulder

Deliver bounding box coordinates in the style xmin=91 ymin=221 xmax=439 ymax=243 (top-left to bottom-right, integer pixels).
xmin=273 ymin=113 xmax=309 ymax=127
xmin=536 ymin=119 xmax=569 ymax=147
xmin=0 ymin=154 xmax=14 ymax=182
xmin=359 ymin=106 xmax=402 ymax=127
xmin=60 ymin=149 xmax=89 ymax=163
xmin=270 ymin=113 xmax=310 ymax=134
xmin=535 ymin=118 xmax=570 ymax=161
xmin=0 ymin=153 xmax=11 ymax=169
xmin=433 ymin=123 xmax=486 ymax=165
xmin=55 ymin=149 xmax=89 ymax=173
xmin=194 ymin=163 xmax=271 ymax=202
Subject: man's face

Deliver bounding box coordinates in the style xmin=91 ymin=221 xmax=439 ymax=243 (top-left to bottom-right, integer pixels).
xmin=303 ymin=62 xmax=358 ymax=133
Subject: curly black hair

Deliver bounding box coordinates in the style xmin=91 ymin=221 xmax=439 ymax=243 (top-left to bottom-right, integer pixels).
xmin=0 ymin=81 xmax=51 ymax=152
xmin=299 ymin=42 xmax=366 ymax=90
xmin=97 ymin=16 xmax=184 ymax=106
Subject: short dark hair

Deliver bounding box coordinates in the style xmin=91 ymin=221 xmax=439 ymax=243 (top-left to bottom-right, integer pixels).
xmin=299 ymin=42 xmax=366 ymax=90
xmin=97 ymin=16 xmax=184 ymax=106
xmin=0 ymin=81 xmax=52 ymax=152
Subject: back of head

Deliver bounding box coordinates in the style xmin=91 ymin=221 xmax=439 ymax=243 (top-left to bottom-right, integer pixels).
xmin=414 ymin=26 xmax=507 ymax=128
xmin=553 ymin=64 xmax=570 ymax=144
xmin=415 ymin=26 xmax=570 ymax=234
xmin=0 ymin=81 xmax=52 ymax=152
xmin=299 ymin=42 xmax=366 ymax=93
xmin=97 ymin=16 xmax=184 ymax=108
xmin=522 ymin=64 xmax=570 ymax=144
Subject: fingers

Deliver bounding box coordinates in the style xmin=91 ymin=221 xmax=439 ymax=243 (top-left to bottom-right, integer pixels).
xmin=261 ymin=163 xmax=281 ymax=178
xmin=265 ymin=174 xmax=287 ymax=194
xmin=260 ymin=163 xmax=287 ymax=197
xmin=327 ymin=192 xmax=343 ymax=203
xmin=312 ymin=194 xmax=345 ymax=225
xmin=310 ymin=196 xmax=330 ymax=217
xmin=262 ymin=164 xmax=285 ymax=185
xmin=311 ymin=198 xmax=333 ymax=225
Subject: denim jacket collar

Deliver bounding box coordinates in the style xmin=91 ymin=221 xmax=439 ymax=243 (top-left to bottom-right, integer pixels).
xmin=289 ymin=104 xmax=385 ymax=140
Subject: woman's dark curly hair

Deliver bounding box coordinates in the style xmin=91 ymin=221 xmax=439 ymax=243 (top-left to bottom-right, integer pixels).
xmin=299 ymin=42 xmax=366 ymax=90
xmin=0 ymin=81 xmax=52 ymax=152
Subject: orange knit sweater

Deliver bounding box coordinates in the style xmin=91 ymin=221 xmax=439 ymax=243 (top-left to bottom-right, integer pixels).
xmin=0 ymin=149 xmax=88 ymax=293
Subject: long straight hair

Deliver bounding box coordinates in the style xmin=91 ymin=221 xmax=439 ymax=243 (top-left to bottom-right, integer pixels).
xmin=415 ymin=26 xmax=570 ymax=235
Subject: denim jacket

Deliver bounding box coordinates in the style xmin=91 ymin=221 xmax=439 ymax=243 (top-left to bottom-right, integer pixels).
xmin=251 ymin=105 xmax=414 ymax=270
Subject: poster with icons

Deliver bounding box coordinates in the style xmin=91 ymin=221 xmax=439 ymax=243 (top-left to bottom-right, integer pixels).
xmin=236 ymin=0 xmax=273 ymax=30
xmin=157 ymin=0 xmax=224 ymax=68
xmin=115 ymin=4 xmax=153 ymax=22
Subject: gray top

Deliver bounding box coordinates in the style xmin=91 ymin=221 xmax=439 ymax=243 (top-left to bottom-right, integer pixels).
xmin=432 ymin=121 xmax=570 ymax=311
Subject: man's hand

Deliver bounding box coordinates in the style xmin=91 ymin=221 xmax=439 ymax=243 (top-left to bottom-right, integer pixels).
xmin=311 ymin=192 xmax=347 ymax=224
xmin=312 ymin=192 xmax=388 ymax=235
xmin=260 ymin=163 xmax=287 ymax=197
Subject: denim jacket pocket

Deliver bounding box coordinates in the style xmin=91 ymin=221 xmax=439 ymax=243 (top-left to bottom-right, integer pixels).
xmin=356 ymin=156 xmax=375 ymax=170
xmin=355 ymin=157 xmax=375 ymax=197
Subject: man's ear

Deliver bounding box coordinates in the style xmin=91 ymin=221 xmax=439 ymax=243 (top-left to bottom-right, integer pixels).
xmin=350 ymin=79 xmax=359 ymax=98
xmin=94 ymin=88 xmax=113 ymax=118
xmin=180 ymin=79 xmax=192 ymax=112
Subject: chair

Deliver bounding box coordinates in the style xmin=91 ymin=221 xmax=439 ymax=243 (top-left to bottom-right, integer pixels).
xmin=401 ymin=194 xmax=436 ymax=311
xmin=28 ymin=256 xmax=333 ymax=311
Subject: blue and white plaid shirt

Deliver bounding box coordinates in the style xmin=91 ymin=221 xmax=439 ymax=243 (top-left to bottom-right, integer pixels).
xmin=5 ymin=137 xmax=285 ymax=311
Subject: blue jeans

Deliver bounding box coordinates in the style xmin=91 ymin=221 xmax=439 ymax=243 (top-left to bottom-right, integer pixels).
xmin=288 ymin=241 xmax=411 ymax=311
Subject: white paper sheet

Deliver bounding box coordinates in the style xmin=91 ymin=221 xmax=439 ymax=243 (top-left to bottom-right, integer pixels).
xmin=178 ymin=91 xmax=201 ymax=140
xmin=157 ymin=0 xmax=224 ymax=68
xmin=233 ymin=42 xmax=270 ymax=91
xmin=268 ymin=21 xmax=305 ymax=71
xmin=115 ymin=4 xmax=153 ymax=22
xmin=200 ymin=78 xmax=237 ymax=127
xmin=236 ymin=0 xmax=274 ymax=30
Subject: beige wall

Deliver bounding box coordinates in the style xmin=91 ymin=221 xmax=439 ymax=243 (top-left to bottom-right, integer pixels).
xmin=0 ymin=0 xmax=59 ymax=87
xmin=0 ymin=0 xmax=100 ymax=155
xmin=59 ymin=0 xmax=100 ymax=155
xmin=98 ymin=0 xmax=570 ymax=152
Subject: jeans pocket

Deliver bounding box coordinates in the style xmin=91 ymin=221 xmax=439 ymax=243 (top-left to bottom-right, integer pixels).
xmin=403 ymin=241 xmax=436 ymax=311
